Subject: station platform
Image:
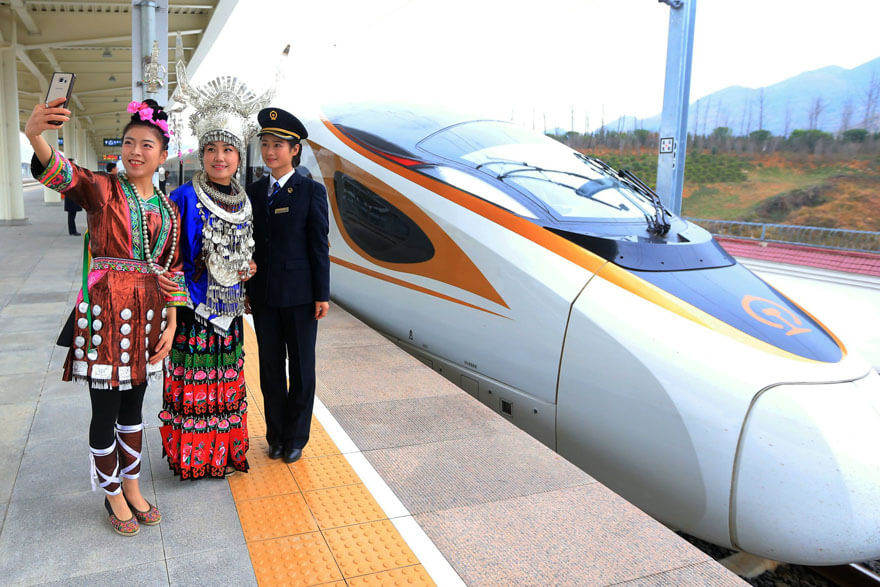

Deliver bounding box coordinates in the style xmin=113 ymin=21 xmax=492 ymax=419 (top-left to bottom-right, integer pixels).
xmin=0 ymin=185 xmax=744 ymax=586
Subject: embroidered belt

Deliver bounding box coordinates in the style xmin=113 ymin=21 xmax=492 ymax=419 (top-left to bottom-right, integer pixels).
xmin=91 ymin=257 xmax=155 ymax=274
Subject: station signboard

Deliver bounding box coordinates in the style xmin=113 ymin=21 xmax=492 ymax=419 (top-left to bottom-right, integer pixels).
xmin=103 ymin=138 xmax=123 ymax=147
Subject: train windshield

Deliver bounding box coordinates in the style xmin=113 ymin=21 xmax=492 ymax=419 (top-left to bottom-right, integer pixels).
xmin=419 ymin=121 xmax=654 ymax=221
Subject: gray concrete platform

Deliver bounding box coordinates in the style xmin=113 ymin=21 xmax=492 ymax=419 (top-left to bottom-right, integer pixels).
xmin=0 ymin=185 xmax=743 ymax=586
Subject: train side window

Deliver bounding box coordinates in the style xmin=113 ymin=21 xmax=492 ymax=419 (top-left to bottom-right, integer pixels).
xmin=333 ymin=171 xmax=434 ymax=264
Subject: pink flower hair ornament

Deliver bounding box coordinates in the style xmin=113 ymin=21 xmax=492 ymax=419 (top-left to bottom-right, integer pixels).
xmin=126 ymin=100 xmax=173 ymax=138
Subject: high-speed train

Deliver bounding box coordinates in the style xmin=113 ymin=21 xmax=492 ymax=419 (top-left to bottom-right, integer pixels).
xmin=171 ymin=101 xmax=880 ymax=565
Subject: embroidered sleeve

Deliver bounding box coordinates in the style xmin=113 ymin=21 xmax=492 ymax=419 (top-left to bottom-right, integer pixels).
xmin=164 ymin=200 xmax=189 ymax=307
xmin=31 ymin=148 xmax=72 ymax=192
xmin=31 ymin=148 xmax=111 ymax=211
xmin=164 ymin=271 xmax=188 ymax=307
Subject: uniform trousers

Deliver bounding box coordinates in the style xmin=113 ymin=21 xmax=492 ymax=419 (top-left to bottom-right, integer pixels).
xmin=251 ymin=302 xmax=317 ymax=450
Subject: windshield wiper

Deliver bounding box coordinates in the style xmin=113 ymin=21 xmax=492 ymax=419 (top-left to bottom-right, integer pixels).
xmin=474 ymin=158 xmax=530 ymax=171
xmin=576 ymin=154 xmax=670 ymax=235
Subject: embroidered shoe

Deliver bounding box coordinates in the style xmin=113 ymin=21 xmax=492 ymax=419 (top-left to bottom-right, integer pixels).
xmin=126 ymin=498 xmax=161 ymax=526
xmin=104 ymin=497 xmax=139 ymax=536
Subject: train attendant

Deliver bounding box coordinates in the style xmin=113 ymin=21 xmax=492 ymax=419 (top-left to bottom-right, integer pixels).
xmin=25 ymin=97 xmax=187 ymax=536
xmin=156 ymin=70 xmax=261 ymax=480
xmin=246 ymin=107 xmax=330 ymax=463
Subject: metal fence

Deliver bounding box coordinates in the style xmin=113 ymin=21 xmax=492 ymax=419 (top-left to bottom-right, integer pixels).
xmin=685 ymin=218 xmax=880 ymax=254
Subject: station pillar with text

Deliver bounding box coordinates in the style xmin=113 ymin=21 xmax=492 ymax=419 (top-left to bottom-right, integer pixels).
xmin=0 ymin=6 xmax=26 ymax=225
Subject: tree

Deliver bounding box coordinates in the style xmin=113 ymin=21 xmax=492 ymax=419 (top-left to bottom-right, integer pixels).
xmin=633 ymin=129 xmax=651 ymax=147
xmin=788 ymin=129 xmax=832 ymax=153
xmin=839 ymin=98 xmax=854 ymax=133
xmin=841 ymin=128 xmax=868 ymax=143
xmin=783 ymin=100 xmax=792 ymax=138
xmin=711 ymin=126 xmax=732 ymax=139
xmin=757 ymin=88 xmax=766 ymax=131
xmin=863 ymin=71 xmax=880 ymax=131
xmin=807 ymin=96 xmax=826 ymax=130
xmin=749 ymin=129 xmax=771 ymax=142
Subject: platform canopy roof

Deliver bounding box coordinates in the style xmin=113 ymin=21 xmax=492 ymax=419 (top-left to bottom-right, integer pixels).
xmin=2 ymin=0 xmax=223 ymax=145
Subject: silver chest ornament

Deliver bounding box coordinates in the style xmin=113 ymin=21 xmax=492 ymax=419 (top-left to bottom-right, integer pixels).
xmin=192 ymin=172 xmax=254 ymax=318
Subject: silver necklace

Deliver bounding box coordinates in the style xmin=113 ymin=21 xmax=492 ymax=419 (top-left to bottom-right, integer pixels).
xmin=195 ymin=170 xmax=247 ymax=207
xmin=120 ymin=173 xmax=179 ymax=275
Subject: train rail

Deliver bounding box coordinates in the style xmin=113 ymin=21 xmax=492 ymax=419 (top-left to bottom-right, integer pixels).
xmin=810 ymin=563 xmax=880 ymax=587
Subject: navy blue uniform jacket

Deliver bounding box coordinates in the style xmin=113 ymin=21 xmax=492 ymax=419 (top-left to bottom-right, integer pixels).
xmin=245 ymin=172 xmax=330 ymax=307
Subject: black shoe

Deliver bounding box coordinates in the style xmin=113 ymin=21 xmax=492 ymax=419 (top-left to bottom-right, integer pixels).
xmin=268 ymin=443 xmax=283 ymax=459
xmin=69 ymin=232 xmax=81 ymax=236
xmin=282 ymin=448 xmax=302 ymax=464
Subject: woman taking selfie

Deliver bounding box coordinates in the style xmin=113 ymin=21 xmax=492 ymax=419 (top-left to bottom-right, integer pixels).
xmin=157 ymin=69 xmax=261 ymax=479
xmin=26 ymin=97 xmax=187 ymax=536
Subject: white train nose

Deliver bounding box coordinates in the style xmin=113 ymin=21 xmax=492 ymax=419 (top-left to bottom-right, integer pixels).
xmin=732 ymin=370 xmax=880 ymax=565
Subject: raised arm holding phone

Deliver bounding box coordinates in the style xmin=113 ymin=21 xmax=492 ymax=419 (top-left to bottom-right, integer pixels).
xmin=26 ymin=94 xmax=188 ymax=537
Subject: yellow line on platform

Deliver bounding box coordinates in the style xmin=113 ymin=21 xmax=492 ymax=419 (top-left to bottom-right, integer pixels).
xmin=233 ymin=320 xmax=436 ymax=587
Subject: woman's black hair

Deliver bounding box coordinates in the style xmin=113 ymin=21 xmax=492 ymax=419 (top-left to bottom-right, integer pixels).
xmin=288 ymin=139 xmax=302 ymax=167
xmin=122 ymin=99 xmax=170 ymax=150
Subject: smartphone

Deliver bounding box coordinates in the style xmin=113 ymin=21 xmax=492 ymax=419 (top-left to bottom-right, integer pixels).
xmin=45 ymin=72 xmax=76 ymax=126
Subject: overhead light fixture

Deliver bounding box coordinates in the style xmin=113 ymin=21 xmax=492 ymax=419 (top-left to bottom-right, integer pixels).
xmin=108 ymin=74 xmax=116 ymax=81
xmin=102 ymin=48 xmax=112 ymax=59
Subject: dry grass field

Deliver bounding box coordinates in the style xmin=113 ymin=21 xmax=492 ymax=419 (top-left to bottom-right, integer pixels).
xmin=583 ymin=148 xmax=880 ymax=231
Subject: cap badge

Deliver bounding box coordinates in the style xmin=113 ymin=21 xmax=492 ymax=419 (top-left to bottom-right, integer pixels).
xmin=269 ymin=110 xmax=278 ymax=121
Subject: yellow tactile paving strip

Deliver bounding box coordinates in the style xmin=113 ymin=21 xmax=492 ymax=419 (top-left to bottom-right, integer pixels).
xmin=236 ymin=320 xmax=436 ymax=587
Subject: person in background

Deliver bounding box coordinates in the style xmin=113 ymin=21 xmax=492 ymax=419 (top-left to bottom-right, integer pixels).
xmin=245 ymin=107 xmax=329 ymax=464
xmin=64 ymin=157 xmax=82 ymax=235
xmin=25 ymin=97 xmax=187 ymax=537
xmin=105 ymin=161 xmax=118 ymax=177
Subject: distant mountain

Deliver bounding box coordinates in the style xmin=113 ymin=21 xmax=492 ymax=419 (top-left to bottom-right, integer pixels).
xmin=606 ymin=57 xmax=880 ymax=136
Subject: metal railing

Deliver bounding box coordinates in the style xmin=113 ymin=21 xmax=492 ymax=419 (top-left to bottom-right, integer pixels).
xmin=685 ymin=218 xmax=880 ymax=254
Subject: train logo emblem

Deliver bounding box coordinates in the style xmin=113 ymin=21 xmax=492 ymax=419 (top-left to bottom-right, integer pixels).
xmin=741 ymin=295 xmax=811 ymax=337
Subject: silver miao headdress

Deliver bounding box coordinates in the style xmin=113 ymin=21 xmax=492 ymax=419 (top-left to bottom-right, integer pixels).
xmin=173 ymin=44 xmax=290 ymax=158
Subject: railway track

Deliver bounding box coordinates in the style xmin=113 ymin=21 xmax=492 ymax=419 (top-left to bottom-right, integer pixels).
xmin=810 ymin=563 xmax=880 ymax=587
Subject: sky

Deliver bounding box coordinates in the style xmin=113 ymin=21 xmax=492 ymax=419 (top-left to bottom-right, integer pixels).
xmin=186 ymin=0 xmax=880 ymax=133
xmin=20 ymin=0 xmax=880 ymax=160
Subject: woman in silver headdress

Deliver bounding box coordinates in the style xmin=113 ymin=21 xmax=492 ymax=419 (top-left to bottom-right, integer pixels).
xmin=157 ymin=68 xmax=266 ymax=479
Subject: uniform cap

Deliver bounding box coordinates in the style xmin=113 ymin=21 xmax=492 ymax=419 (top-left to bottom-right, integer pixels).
xmin=258 ymin=107 xmax=308 ymax=141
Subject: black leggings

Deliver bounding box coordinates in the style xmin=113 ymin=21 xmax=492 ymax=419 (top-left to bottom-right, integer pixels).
xmin=89 ymin=383 xmax=147 ymax=448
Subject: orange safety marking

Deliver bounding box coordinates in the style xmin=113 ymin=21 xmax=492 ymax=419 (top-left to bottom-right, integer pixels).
xmin=332 ymin=255 xmax=509 ymax=319
xmin=311 ymin=141 xmax=507 ymax=309
xmin=304 ymin=484 xmax=388 ymax=530
xmin=323 ymin=520 xmax=421 ymax=578
xmin=301 ymin=424 xmax=342 ymax=460
xmin=347 ymin=565 xmax=435 ymax=586
xmin=237 ymin=493 xmax=318 ymax=542
xmin=247 ymin=532 xmax=343 ymax=586
xmin=235 ymin=321 xmax=437 ymax=586
xmin=291 ymin=454 xmax=361 ymax=492
xmin=228 ymin=463 xmax=300 ymax=502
